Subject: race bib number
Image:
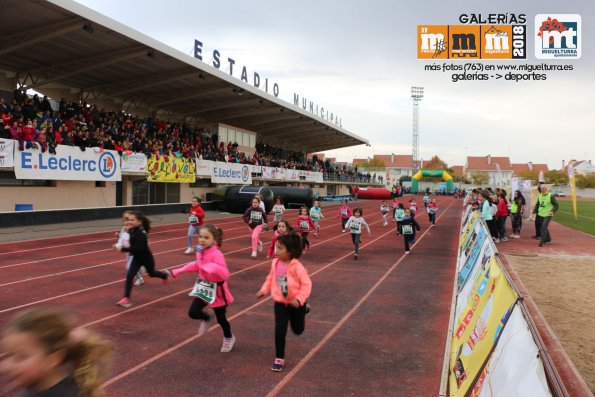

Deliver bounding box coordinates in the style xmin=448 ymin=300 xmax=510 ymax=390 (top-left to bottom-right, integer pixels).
xmin=250 ymin=211 xmax=263 ymax=224
xmin=311 ymin=213 xmax=319 ymax=220
xmin=189 ymin=215 xmax=199 ymax=224
xmin=275 ymin=208 xmax=283 ymax=215
xmin=402 ymin=225 xmax=413 ymax=235
xmin=189 ymin=278 xmax=217 ymax=304
xmin=409 ymin=206 xmax=416 ymax=212
xmin=341 ymin=209 xmax=348 ymax=217
xmin=277 ymin=276 xmax=288 ymax=297
xmin=350 ymin=222 xmax=361 ymax=233
xmin=300 ymin=220 xmax=310 ymax=230
xmin=381 ymin=207 xmax=389 ymax=214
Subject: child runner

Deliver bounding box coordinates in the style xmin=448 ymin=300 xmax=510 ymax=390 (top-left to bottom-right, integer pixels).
xmin=267 ymin=220 xmax=294 ymax=259
xmin=392 ymin=196 xmax=400 ymax=209
xmin=243 ymin=197 xmax=268 ymax=258
xmin=408 ymin=198 xmax=418 ymax=218
xmin=256 ymin=233 xmax=312 ymax=372
xmin=427 ymin=198 xmax=438 ymax=227
xmin=185 ymin=196 xmax=205 ymax=254
xmin=272 ymin=197 xmax=286 ymax=225
xmin=344 ymin=207 xmax=371 ymax=260
xmin=257 ymin=194 xmax=267 ymax=213
xmin=423 ymin=193 xmax=430 ymax=210
xmin=114 ymin=211 xmax=144 ymax=286
xmin=394 ymin=203 xmax=405 ymax=236
xmin=401 ymin=208 xmax=421 ymax=254
xmin=115 ymin=211 xmax=169 ymax=307
xmin=0 ymin=308 xmax=113 ymax=397
xmin=380 ymin=200 xmax=391 ymax=226
xmin=309 ymin=200 xmax=324 ymax=236
xmin=167 ymin=225 xmax=236 ymax=352
xmin=295 ymin=206 xmax=317 ymax=254
xmin=337 ymin=200 xmax=353 ymax=233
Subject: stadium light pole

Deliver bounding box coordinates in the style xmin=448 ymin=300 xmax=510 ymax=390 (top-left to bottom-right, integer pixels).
xmin=411 ymin=86 xmax=424 ymax=171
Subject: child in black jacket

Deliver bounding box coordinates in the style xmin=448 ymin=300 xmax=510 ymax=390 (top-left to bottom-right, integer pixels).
xmin=400 ymin=209 xmax=421 ymax=253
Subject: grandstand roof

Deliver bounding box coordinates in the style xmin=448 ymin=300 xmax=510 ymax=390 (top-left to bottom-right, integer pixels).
xmin=0 ymin=0 xmax=368 ymax=153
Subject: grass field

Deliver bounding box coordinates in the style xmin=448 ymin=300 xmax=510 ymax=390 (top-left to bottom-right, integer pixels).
xmin=554 ymin=199 xmax=595 ymax=236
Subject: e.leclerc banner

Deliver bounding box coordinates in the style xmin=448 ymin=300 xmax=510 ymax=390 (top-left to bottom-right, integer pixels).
xmin=14 ymin=144 xmax=120 ymax=181
xmin=449 ymin=257 xmax=518 ymax=397
xmin=211 ymin=162 xmax=251 ymax=184
xmin=146 ymin=155 xmax=195 ymax=183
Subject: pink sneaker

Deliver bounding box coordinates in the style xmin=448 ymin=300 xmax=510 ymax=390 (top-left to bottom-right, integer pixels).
xmin=116 ymin=297 xmax=131 ymax=308
xmin=221 ymin=335 xmax=236 ymax=353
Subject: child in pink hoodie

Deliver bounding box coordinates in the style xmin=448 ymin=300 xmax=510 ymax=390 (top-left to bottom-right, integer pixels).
xmin=295 ymin=206 xmax=317 ymax=253
xmin=257 ymin=233 xmax=312 ymax=372
xmin=168 ymin=224 xmax=235 ymax=353
xmin=336 ymin=200 xmax=353 ymax=233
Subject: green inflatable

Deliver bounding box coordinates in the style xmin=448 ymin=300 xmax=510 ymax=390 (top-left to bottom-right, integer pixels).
xmin=411 ymin=170 xmax=454 ymax=193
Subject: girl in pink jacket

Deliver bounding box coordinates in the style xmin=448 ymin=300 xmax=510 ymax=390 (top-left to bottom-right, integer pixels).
xmin=168 ymin=224 xmax=236 ymax=353
xmin=337 ymin=200 xmax=353 ymax=233
xmin=257 ymin=233 xmax=312 ymax=372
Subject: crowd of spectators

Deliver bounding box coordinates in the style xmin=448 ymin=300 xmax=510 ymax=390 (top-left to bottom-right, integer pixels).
xmin=0 ymin=92 xmax=375 ymax=182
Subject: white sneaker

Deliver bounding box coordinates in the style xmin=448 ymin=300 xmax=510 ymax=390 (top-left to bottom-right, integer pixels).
xmin=221 ymin=335 xmax=236 ymax=353
xmin=342 ymin=229 xmax=346 ymax=233
xmin=258 ymin=240 xmax=263 ymax=252
xmin=184 ymin=247 xmax=194 ymax=254
xmin=198 ymin=319 xmax=210 ymax=336
xmin=134 ymin=277 xmax=144 ymax=286
xmin=251 ymin=251 xmax=257 ymax=257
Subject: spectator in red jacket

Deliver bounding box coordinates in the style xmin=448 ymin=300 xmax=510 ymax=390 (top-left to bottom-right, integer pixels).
xmin=495 ymin=190 xmax=509 ymax=243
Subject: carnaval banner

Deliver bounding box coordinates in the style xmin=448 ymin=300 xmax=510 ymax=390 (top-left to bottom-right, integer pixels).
xmin=472 ymin=306 xmax=552 ymax=397
xmin=146 ymin=155 xmax=195 ymax=183
xmin=120 ymin=152 xmax=147 ymax=173
xmin=0 ymin=138 xmax=15 ymax=168
xmin=449 ymin=257 xmax=518 ymax=397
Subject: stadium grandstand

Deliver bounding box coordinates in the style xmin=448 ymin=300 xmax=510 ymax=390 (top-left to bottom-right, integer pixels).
xmin=0 ymin=0 xmax=375 ymax=214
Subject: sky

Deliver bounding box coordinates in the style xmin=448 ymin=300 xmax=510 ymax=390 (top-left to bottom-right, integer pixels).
xmin=73 ymin=0 xmax=595 ymax=170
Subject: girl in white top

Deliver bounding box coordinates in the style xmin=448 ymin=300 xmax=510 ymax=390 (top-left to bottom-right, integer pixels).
xmin=272 ymin=197 xmax=286 ymax=224
xmin=380 ymin=200 xmax=391 ymax=226
xmin=114 ymin=211 xmax=144 ymax=286
xmin=344 ymin=207 xmax=371 ymax=260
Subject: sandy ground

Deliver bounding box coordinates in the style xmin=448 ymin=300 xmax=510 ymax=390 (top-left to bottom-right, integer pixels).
xmin=506 ymin=255 xmax=595 ymax=393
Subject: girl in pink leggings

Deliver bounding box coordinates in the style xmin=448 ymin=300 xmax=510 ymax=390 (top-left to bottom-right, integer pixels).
xmin=243 ymin=197 xmax=268 ymax=258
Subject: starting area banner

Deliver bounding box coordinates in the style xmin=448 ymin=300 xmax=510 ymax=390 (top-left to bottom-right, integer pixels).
xmin=146 ymin=155 xmax=195 ymax=183
xmin=14 ymin=144 xmax=121 ymax=181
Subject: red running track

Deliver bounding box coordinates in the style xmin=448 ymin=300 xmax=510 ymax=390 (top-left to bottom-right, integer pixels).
xmin=0 ymin=197 xmax=461 ymax=396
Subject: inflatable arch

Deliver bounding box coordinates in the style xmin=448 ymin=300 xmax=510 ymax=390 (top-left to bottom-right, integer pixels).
xmin=411 ymin=170 xmax=454 ymax=193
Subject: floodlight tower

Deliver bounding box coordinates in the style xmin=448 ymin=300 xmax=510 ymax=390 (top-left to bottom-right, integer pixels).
xmin=411 ymin=86 xmax=424 ymax=171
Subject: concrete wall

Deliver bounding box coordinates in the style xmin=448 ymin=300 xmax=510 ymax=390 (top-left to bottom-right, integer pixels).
xmin=2 ymin=180 xmax=116 ymax=212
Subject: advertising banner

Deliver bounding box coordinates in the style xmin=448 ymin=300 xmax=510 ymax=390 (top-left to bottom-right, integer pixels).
xmin=456 ymin=237 xmax=495 ymax=321
xmin=458 ymin=221 xmax=488 ymax=289
xmin=146 ymin=155 xmax=195 ymax=183
xmin=450 ymin=257 xmax=518 ymax=397
xmin=211 ymin=162 xmax=251 ymax=184
xmin=262 ymin=166 xmax=285 ymax=180
xmin=306 ymin=170 xmax=323 ymax=183
xmin=0 ymin=138 xmax=15 ymax=168
xmin=473 ymin=306 xmax=552 ymax=397
xmin=459 ymin=211 xmax=480 ymax=250
xmin=14 ymin=144 xmax=121 ymax=181
xmin=121 ymin=152 xmax=147 ymax=173
xmin=285 ymin=169 xmax=300 ymax=181
xmin=195 ymin=159 xmax=214 ymax=177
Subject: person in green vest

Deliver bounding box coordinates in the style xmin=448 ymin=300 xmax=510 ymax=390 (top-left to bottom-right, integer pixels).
xmin=532 ymin=185 xmax=559 ymax=247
